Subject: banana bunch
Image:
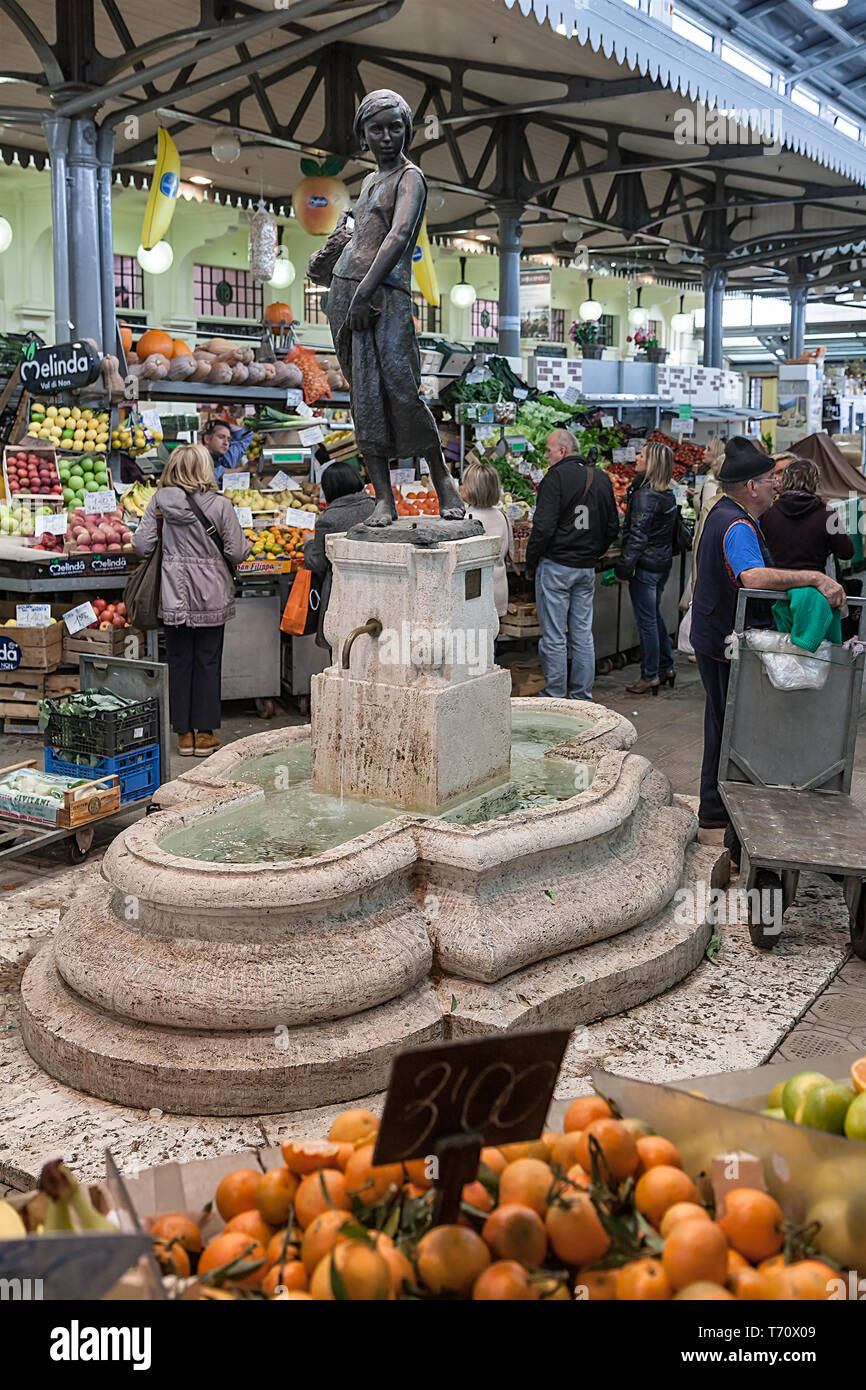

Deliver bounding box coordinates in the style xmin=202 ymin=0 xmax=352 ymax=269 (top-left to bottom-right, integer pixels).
xmin=122 ymin=482 xmax=157 ymax=517
xmin=0 ymin=1200 xmax=26 ymax=1236
xmin=0 ymin=1161 xmax=119 ymax=1236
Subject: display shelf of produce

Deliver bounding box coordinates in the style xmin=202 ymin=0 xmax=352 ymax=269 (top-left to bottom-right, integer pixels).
xmin=131 ymin=382 xmax=305 ymax=405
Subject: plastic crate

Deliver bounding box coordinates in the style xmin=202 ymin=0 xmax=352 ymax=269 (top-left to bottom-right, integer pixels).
xmin=43 ymin=690 xmax=159 ymax=758
xmin=44 ymin=743 xmax=160 ymax=805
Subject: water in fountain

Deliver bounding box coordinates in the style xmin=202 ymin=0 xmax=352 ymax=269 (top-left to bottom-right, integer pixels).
xmin=160 ymin=710 xmax=593 ymax=864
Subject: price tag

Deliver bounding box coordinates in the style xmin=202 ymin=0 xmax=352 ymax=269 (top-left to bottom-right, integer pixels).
xmin=35 ymin=512 xmax=68 ymax=537
xmin=475 ymin=425 xmax=496 ymax=443
xmin=296 ymin=401 xmax=314 ymax=419
xmin=562 ymin=385 xmax=581 ymax=406
xmin=505 ymin=504 xmax=523 ymax=520
xmin=268 ymin=470 xmax=292 ymax=491
xmin=222 ymin=471 xmax=250 ymax=491
xmin=677 ymin=417 xmax=695 ymax=435
xmin=419 ymin=459 xmax=430 ymax=475
xmin=612 ymin=447 xmax=636 ymax=464
xmin=63 ymin=601 xmax=97 ymax=635
xmin=513 ymin=386 xmax=529 ymax=400
xmin=516 ymin=459 xmax=533 ymax=476
xmin=298 ymin=426 xmax=325 ymax=447
xmin=465 ymin=368 xmax=487 ymax=384
xmin=284 ymin=507 xmax=317 ymax=530
xmin=84 ymin=490 xmax=116 ymax=515
xmin=15 ymin=604 xmax=51 ymax=627
xmin=507 ymin=435 xmax=529 ymax=453
xmin=390 ymin=468 xmax=415 ymax=486
xmin=285 ymin=388 xmax=304 ymax=409
xmin=529 ymin=467 xmax=545 ymax=484
xmin=234 ymin=506 xmax=254 ymax=528
xmin=601 ymin=415 xmax=615 ymax=429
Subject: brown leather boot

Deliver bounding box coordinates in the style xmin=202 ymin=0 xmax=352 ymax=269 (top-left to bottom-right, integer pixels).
xmin=625 ymin=678 xmax=660 ymax=696
xmin=194 ymin=731 xmax=222 ymax=757
xmin=177 ymin=732 xmax=195 ymax=756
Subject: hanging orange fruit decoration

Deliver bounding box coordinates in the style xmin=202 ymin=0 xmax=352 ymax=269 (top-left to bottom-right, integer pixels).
xmin=293 ymin=156 xmax=350 ymax=236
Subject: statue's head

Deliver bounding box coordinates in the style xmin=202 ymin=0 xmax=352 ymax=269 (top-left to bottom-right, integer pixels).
xmin=354 ymin=89 xmax=413 ymax=160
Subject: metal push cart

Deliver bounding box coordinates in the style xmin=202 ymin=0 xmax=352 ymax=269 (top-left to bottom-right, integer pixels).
xmin=719 ymin=589 xmax=866 ymax=956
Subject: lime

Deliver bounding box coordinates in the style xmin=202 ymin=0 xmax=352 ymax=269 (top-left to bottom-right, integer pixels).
xmin=768 ymin=1080 xmax=786 ymax=1109
xmin=84 ymin=481 xmax=99 ymax=493
xmin=62 ymin=487 xmax=75 ymax=506
xmin=781 ymin=1071 xmax=831 ymax=1121
xmin=760 ymin=1106 xmax=786 ymax=1120
xmin=844 ymin=1092 xmax=866 ymax=1141
xmin=795 ymin=1083 xmax=855 ymax=1134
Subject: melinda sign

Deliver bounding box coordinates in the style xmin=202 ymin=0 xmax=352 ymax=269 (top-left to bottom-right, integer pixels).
xmin=19 ymin=341 xmax=101 ymax=395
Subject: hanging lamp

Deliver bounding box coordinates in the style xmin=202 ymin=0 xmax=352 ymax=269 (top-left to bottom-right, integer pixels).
xmin=449 ymin=256 xmax=477 ymax=308
xmin=578 ymin=277 xmax=602 ymax=321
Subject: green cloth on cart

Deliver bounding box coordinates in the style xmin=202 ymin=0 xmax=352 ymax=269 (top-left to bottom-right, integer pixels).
xmin=772 ymin=586 xmax=842 ymax=652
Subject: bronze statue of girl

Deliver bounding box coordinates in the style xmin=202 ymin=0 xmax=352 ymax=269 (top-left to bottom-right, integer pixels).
xmin=321 ymin=89 xmax=465 ymax=527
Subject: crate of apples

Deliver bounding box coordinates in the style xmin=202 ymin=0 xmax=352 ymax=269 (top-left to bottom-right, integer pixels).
xmin=5 ymin=449 xmax=63 ymax=498
xmin=90 ymin=598 xmax=132 ymax=629
xmin=65 ymin=506 xmax=135 ymax=554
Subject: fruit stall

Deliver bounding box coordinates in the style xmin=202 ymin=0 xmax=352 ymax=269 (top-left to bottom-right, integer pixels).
xmin=3 ymin=1038 xmax=863 ymax=1303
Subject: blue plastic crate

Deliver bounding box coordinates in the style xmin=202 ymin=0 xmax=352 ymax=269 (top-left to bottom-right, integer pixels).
xmin=44 ymin=744 xmax=160 ymax=806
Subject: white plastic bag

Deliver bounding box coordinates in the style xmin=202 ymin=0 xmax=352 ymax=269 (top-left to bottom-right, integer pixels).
xmin=677 ymin=603 xmax=694 ymax=656
xmin=743 ymin=630 xmax=831 ymax=691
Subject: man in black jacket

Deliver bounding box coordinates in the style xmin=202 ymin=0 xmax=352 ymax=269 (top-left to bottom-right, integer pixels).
xmin=525 ymin=430 xmax=620 ymax=699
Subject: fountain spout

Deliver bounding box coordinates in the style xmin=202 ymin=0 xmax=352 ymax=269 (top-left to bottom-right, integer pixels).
xmin=342 ymin=618 xmax=383 ymax=670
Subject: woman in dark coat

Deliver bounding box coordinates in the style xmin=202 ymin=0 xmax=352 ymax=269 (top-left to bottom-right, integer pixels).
xmin=303 ymin=463 xmax=375 ymax=654
xmin=324 ymin=89 xmax=464 ymax=528
xmin=615 ymin=441 xmax=679 ymax=695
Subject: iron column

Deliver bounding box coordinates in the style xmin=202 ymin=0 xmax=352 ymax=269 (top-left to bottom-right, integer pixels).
xmin=788 ymin=282 xmax=808 ymax=361
xmin=66 ymin=116 xmax=103 ymax=346
xmin=96 ymin=124 xmax=116 ymax=355
xmin=496 ymin=201 xmax=524 ymax=361
xmin=702 ymin=266 xmax=727 ymax=368
xmin=43 ymin=114 xmax=72 ymax=344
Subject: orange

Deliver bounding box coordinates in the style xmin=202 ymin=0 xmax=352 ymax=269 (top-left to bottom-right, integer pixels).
xmin=482 ymin=1203 xmax=548 ymax=1267
xmin=575 ymin=1119 xmax=639 ymax=1184
xmin=369 ymin=1232 xmax=414 ymax=1298
xmin=498 ymin=1158 xmax=554 ymax=1216
xmin=280 ymin=1139 xmax=341 ymax=1175
xmin=727 ymin=1248 xmax=749 ymax=1274
xmin=402 ymin=1159 xmax=434 ymax=1190
xmin=300 ymin=1209 xmax=352 ymax=1274
xmin=618 ymin=1257 xmax=673 ymax=1301
xmin=254 ymin=1167 xmax=298 ymax=1227
xmin=153 ymin=1240 xmax=191 ymax=1277
xmin=333 ymin=1143 xmax=356 ymax=1172
xmin=542 ymin=1130 xmax=562 ymax=1150
xmin=662 ymin=1218 xmax=728 ymax=1291
xmin=728 ymin=1265 xmax=775 ymax=1300
xmin=343 ymin=1143 xmax=404 ymax=1206
xmin=851 ymin=1056 xmax=866 ymax=1094
xmin=479 ymin=1146 xmax=508 ymax=1176
xmin=266 ymin=1227 xmax=300 ymax=1264
xmin=327 ymin=1108 xmax=379 ymax=1145
xmin=473 ymin=1259 xmax=539 ymax=1301
xmin=149 ymin=1213 xmax=202 ymax=1253
xmin=223 ymin=1209 xmax=276 ymax=1246
xmin=660 ymin=1202 xmax=711 ymax=1238
xmin=566 ymin=1164 xmax=591 ymax=1190
xmin=563 ymin=1095 xmax=613 ymax=1133
xmin=294 ymin=1168 xmax=350 ymax=1229
xmin=675 ymin=1282 xmax=736 ymax=1300
xmin=548 ymin=1131 xmax=586 ymax=1171
xmin=717 ymin=1189 xmax=784 ymax=1264
xmin=545 ymin=1192 xmax=610 ymax=1266
xmin=635 ymin=1165 xmax=699 ymax=1227
xmin=198 ymin=1232 xmax=266 ymax=1286
xmin=635 ymin=1135 xmax=683 ymax=1173
xmin=575 ymin=1266 xmax=618 ymax=1300
xmin=416 ymin=1225 xmax=491 ymax=1296
xmin=498 ymin=1139 xmax=550 ymax=1163
xmin=309 ymin=1240 xmax=392 ymax=1301
xmin=776 ymin=1260 xmax=837 ymax=1301
xmin=261 ymin=1260 xmax=308 ymax=1296
xmin=214 ymin=1168 xmax=261 ymax=1221
xmin=537 ymin=1277 xmax=572 ymax=1300
xmin=462 ymin=1180 xmax=492 ymax=1214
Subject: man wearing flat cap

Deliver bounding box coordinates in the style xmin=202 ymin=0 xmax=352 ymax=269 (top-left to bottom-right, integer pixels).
xmin=691 ymin=436 xmax=845 ymax=832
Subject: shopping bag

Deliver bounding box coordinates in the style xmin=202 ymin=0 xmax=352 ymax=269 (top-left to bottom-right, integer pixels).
xmin=124 ymin=505 xmax=162 ymax=631
xmin=677 ymin=602 xmax=694 ymax=656
xmin=281 ymin=567 xmax=312 ymax=635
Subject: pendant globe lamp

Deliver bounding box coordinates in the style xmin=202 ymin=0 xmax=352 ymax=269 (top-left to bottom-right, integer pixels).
xmin=628 ymin=286 xmax=648 ymax=328
xmin=578 ymin=277 xmax=602 ymax=321
xmin=670 ymin=293 xmax=691 ymax=334
xmin=449 ymin=256 xmax=477 ymax=309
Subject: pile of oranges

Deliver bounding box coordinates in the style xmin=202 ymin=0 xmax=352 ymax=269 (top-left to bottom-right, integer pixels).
xmin=363 ymin=483 xmax=440 ymax=518
xmin=146 ymin=1097 xmax=841 ymax=1301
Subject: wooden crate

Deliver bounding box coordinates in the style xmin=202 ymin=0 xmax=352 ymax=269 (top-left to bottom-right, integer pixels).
xmin=509 ymin=661 xmax=545 ymax=697
xmin=0 ymin=758 xmax=121 ymax=827
xmin=62 ymin=626 xmax=144 ymax=662
xmin=0 ymin=668 xmax=79 ymax=720
xmin=0 ymin=604 xmax=63 ymax=670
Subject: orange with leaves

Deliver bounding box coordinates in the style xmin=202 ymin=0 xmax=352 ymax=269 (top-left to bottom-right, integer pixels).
xmin=198 ymin=1232 xmax=266 ymax=1286
xmin=261 ymin=1260 xmax=308 ymax=1296
xmin=575 ymin=1266 xmax=618 ymax=1300
xmin=327 ymin=1108 xmax=379 ymax=1146
xmin=294 ymin=1168 xmax=350 ymax=1229
xmin=776 ymin=1260 xmax=837 ymax=1301
xmin=575 ymin=1119 xmax=639 ymax=1184
xmin=473 ymin=1260 xmax=539 ymax=1300
xmin=214 ymin=1169 xmax=261 ymax=1221
xmin=545 ymin=1191 xmax=610 ymax=1267
xmin=563 ymin=1095 xmax=614 ymax=1133
xmin=281 ymin=1139 xmax=341 ymax=1176
xmin=717 ymin=1189 xmax=784 ymax=1264
xmin=309 ymin=1240 xmax=392 ymax=1301
xmin=149 ymin=1213 xmax=202 ymax=1254
xmin=635 ymin=1135 xmax=683 ymax=1174
xmin=659 ymin=1202 xmax=710 ymax=1238
xmin=223 ymin=1209 xmax=276 ymax=1247
xmin=255 ymin=1167 xmax=298 ymax=1227
xmin=343 ymin=1143 xmax=404 ymax=1207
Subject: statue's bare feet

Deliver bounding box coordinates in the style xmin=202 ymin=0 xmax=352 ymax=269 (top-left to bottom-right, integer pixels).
xmin=365 ymin=499 xmax=396 ymax=527
xmin=436 ymin=478 xmax=466 ymax=520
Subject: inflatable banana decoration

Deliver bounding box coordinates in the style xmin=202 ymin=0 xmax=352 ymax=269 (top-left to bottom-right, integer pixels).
xmin=412 ymin=218 xmax=439 ymax=308
xmin=141 ymin=128 xmax=180 ymax=251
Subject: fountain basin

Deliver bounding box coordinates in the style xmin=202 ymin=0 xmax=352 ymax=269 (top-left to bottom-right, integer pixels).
xmin=20 ymin=699 xmax=726 ymax=1115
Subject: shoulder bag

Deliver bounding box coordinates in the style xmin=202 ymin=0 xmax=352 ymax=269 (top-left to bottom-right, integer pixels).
xmin=123 ymin=499 xmax=163 ymax=630
xmin=672 ymin=505 xmax=694 ymax=556
xmin=187 ymin=492 xmax=238 ymax=583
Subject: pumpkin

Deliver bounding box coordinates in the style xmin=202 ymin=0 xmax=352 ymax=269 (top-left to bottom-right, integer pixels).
xmin=101 ymin=354 xmax=125 ymax=393
xmin=171 ymin=339 xmax=192 ymax=359
xmin=137 ymin=328 xmax=174 ymax=359
xmin=264 ymin=301 xmax=293 ymax=328
xmin=142 ymin=352 xmax=170 ymax=380
xmin=119 ymin=324 xmax=133 ymax=354
xmin=204 ymin=337 xmax=235 ymax=356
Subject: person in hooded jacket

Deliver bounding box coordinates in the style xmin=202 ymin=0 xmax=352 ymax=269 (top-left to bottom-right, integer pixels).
xmin=759 ymin=457 xmax=854 ymax=574
xmin=132 ymin=443 xmax=250 ymax=757
xmin=615 ymin=441 xmax=679 ymax=695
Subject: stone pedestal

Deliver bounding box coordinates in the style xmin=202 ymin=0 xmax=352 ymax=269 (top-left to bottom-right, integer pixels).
xmin=311 ymin=526 xmax=512 ymax=812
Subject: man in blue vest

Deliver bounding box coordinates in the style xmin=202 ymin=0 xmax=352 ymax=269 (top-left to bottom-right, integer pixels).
xmin=691 ymin=436 xmax=844 ymax=831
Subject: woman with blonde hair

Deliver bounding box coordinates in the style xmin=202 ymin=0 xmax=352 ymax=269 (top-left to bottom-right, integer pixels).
xmin=615 ymin=440 xmax=679 ymax=694
xmin=132 ymin=442 xmax=249 ymax=756
xmin=460 ymin=461 xmax=512 ymax=618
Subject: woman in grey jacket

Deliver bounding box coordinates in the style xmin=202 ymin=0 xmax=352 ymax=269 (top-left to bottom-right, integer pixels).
xmin=132 ymin=443 xmax=249 ymax=756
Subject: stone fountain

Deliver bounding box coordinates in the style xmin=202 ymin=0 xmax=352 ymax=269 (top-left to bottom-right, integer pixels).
xmin=20 ymin=521 xmax=725 ymax=1115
